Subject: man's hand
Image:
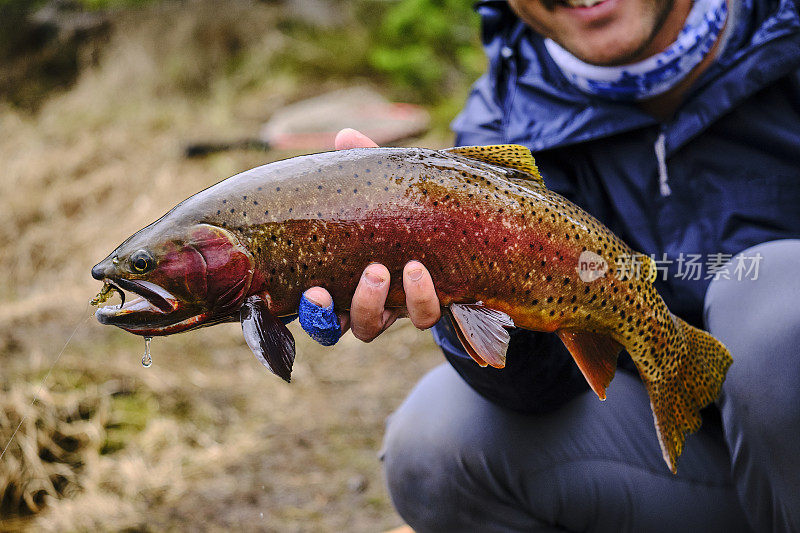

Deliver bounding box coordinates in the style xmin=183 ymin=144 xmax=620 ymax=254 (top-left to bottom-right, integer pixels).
xmin=299 ymin=128 xmax=441 ymax=343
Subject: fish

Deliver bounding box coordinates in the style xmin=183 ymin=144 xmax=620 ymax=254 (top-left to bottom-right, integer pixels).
xmin=91 ymin=144 xmax=732 ymax=473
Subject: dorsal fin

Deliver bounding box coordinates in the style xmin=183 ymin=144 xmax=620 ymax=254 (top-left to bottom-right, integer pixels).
xmin=444 ymin=144 xmax=544 ymax=186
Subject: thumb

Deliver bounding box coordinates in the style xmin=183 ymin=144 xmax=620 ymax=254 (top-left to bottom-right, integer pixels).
xmin=334 ymin=128 xmax=379 ymax=150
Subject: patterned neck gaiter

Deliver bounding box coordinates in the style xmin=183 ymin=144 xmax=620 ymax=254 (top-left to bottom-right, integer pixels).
xmin=544 ymin=0 xmax=728 ymax=101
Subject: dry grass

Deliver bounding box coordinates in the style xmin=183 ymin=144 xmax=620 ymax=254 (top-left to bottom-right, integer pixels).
xmin=0 ymin=1 xmax=452 ymax=530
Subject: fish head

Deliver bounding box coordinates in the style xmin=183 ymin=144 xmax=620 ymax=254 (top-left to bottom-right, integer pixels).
xmin=91 ymin=223 xmax=254 ymax=336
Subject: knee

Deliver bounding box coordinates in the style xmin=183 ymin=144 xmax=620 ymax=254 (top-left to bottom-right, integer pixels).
xmin=382 ymin=415 xmax=461 ymax=531
xmin=704 ymin=241 xmax=800 ymax=431
xmin=705 ymin=240 xmax=800 ymax=338
xmin=380 ymin=364 xmax=501 ymax=531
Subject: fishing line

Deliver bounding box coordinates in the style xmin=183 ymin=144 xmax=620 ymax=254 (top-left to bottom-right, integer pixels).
xmin=0 ymin=305 xmax=93 ymax=461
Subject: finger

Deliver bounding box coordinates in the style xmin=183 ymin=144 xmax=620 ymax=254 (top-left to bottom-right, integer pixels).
xmin=299 ymin=288 xmax=344 ymax=346
xmin=304 ymin=287 xmax=351 ymax=334
xmin=338 ymin=312 xmax=351 ymax=335
xmin=304 ymin=286 xmax=332 ymax=308
xmin=349 ymin=263 xmax=391 ymax=342
xmin=403 ymin=261 xmax=441 ymax=329
xmin=334 ymin=128 xmax=379 ymax=150
xmin=381 ymin=307 xmax=403 ymax=330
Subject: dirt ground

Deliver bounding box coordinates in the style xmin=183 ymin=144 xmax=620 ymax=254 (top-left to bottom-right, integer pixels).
xmin=0 ymin=2 xmax=464 ymax=530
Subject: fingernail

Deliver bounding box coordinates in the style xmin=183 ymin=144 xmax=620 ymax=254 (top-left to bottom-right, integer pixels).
xmin=407 ymin=268 xmax=423 ymax=281
xmin=305 ymin=294 xmax=323 ymax=307
xmin=363 ymin=270 xmax=385 ymax=287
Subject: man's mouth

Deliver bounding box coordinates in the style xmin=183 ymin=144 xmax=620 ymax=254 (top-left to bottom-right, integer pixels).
xmin=558 ymin=0 xmax=608 ymax=8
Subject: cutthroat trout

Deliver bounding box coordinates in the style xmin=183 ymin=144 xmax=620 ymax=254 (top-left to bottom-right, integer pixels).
xmin=91 ymin=145 xmax=732 ymax=472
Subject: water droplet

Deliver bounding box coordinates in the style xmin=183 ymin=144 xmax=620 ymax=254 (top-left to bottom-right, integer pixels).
xmin=141 ymin=336 xmax=153 ymax=368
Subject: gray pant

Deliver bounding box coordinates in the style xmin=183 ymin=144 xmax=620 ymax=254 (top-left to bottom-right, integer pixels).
xmin=381 ymin=240 xmax=800 ymax=532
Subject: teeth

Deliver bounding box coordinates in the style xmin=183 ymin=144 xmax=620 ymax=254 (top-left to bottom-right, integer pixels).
xmin=563 ymin=0 xmax=606 ymax=7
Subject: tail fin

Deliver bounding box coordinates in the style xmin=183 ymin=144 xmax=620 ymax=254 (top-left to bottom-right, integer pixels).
xmin=635 ymin=315 xmax=732 ymax=473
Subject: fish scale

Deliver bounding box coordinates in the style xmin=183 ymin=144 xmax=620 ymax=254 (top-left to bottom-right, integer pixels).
xmin=91 ymin=145 xmax=732 ymax=473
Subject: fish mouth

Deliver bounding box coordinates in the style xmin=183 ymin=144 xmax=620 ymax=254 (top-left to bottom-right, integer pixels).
xmin=95 ymin=278 xmax=207 ymax=335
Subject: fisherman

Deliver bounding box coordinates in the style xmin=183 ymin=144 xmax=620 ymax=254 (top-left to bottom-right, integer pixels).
xmin=297 ymin=0 xmax=800 ymax=530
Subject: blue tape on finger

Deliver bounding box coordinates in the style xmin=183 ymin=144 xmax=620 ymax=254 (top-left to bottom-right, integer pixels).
xmin=298 ymin=294 xmax=342 ymax=346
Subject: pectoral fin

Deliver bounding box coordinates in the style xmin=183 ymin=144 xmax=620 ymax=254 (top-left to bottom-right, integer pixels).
xmin=241 ymin=294 xmax=296 ymax=382
xmin=448 ymin=303 xmax=515 ymax=368
xmin=556 ymin=329 xmax=622 ymax=400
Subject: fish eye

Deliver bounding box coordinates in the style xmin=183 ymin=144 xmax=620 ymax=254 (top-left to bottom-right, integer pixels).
xmin=130 ymin=250 xmax=154 ymax=273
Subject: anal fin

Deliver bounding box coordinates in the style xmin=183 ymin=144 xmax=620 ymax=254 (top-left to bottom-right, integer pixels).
xmin=448 ymin=303 xmax=515 ymax=368
xmin=241 ymin=294 xmax=296 ymax=382
xmin=556 ymin=329 xmax=622 ymax=400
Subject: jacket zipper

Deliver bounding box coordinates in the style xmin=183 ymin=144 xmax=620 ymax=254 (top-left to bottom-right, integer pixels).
xmin=654 ymin=130 xmax=672 ymax=197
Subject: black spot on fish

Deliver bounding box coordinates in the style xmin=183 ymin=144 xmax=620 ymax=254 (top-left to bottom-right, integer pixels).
xmin=276 ymin=187 xmax=281 ymax=191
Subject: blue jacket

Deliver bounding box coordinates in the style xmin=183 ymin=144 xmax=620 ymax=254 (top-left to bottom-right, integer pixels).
xmin=433 ymin=0 xmax=800 ymax=412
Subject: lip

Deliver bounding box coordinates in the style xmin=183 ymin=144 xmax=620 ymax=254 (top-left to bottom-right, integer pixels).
xmin=95 ymin=277 xmax=185 ymax=332
xmin=556 ymin=0 xmax=619 ymax=23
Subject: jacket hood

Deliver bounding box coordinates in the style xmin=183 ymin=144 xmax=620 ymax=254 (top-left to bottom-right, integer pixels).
xmin=455 ymin=0 xmax=800 ymax=153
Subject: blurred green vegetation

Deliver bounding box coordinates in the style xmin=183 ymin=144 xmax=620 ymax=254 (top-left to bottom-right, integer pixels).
xmin=0 ymin=0 xmax=155 ymax=9
xmin=0 ymin=0 xmax=485 ymax=128
xmin=367 ymin=0 xmax=484 ymax=100
xmin=271 ymin=0 xmax=484 ymax=131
